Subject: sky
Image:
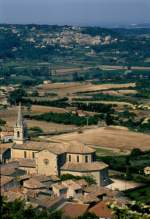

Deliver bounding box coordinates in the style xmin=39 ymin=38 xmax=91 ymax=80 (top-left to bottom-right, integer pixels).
xmin=0 ymin=0 xmax=150 ymax=26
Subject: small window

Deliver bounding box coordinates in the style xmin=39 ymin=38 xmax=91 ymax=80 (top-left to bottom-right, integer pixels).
xmin=32 ymin=152 xmax=35 ymax=159
xmin=77 ymin=155 xmax=79 ymax=162
xmin=43 ymin=159 xmax=49 ymax=165
xmin=17 ymin=131 xmax=20 ymax=138
xmin=85 ymin=155 xmax=88 ymax=163
xmin=69 ymin=155 xmax=71 ymax=162
xmin=24 ymin=151 xmax=27 ymax=158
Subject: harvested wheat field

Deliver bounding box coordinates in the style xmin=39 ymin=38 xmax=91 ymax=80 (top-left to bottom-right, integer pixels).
xmin=0 ymin=106 xmax=75 ymax=132
xmin=30 ymin=105 xmax=67 ymax=114
xmin=51 ymin=126 xmax=150 ymax=151
xmin=38 ymin=82 xmax=135 ymax=96
xmin=26 ymin=120 xmax=75 ymax=132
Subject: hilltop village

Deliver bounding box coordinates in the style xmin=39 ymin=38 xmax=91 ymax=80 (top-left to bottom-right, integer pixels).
xmin=0 ymin=104 xmax=130 ymax=218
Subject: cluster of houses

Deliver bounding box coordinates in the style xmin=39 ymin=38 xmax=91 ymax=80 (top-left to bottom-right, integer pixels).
xmin=1 ymin=160 xmax=127 ymax=218
xmin=4 ymin=24 xmax=117 ymax=51
xmin=0 ymin=104 xmax=128 ymax=218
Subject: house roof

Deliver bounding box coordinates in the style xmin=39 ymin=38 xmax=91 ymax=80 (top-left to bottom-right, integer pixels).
xmin=0 ymin=162 xmax=19 ymax=176
xmin=52 ymin=182 xmax=68 ymax=190
xmin=84 ymin=185 xmax=118 ymax=198
xmin=75 ymin=179 xmax=88 ymax=188
xmin=62 ymin=203 xmax=89 ymax=218
xmin=23 ymin=178 xmax=47 ymax=189
xmin=36 ymin=195 xmax=65 ymax=209
xmin=89 ymin=200 xmax=113 ymax=218
xmin=1 ymin=166 xmax=16 ymax=176
xmin=79 ymin=194 xmax=99 ymax=204
xmin=12 ymin=140 xmax=95 ymax=155
xmin=61 ymin=162 xmax=108 ymax=172
xmin=63 ymin=179 xmax=82 ymax=190
xmin=15 ymin=158 xmax=36 ymax=168
xmin=2 ymin=190 xmax=25 ymax=202
xmin=0 ymin=175 xmax=14 ymax=187
xmin=84 ymin=185 xmax=107 ymax=196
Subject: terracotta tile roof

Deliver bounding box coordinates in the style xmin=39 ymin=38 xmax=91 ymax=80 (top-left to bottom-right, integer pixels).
xmin=0 ymin=162 xmax=19 ymax=176
xmin=75 ymin=179 xmax=88 ymax=188
xmin=79 ymin=194 xmax=99 ymax=204
xmin=49 ymin=175 xmax=60 ymax=182
xmin=0 ymin=175 xmax=14 ymax=187
xmin=2 ymin=190 xmax=25 ymax=202
xmin=0 ymin=166 xmax=16 ymax=176
xmin=89 ymin=200 xmax=113 ymax=218
xmin=84 ymin=185 xmax=119 ymax=198
xmin=37 ymin=196 xmax=64 ymax=208
xmin=66 ymin=141 xmax=95 ymax=154
xmin=23 ymin=178 xmax=47 ymax=189
xmin=61 ymin=161 xmax=108 ymax=172
xmin=33 ymin=175 xmax=60 ymax=182
xmin=52 ymin=182 xmax=68 ymax=190
xmin=63 ymin=179 xmax=82 ymax=190
xmin=12 ymin=140 xmax=95 ymax=155
xmin=62 ymin=203 xmax=89 ymax=218
xmin=84 ymin=185 xmax=107 ymax=193
xmin=14 ymin=158 xmax=36 ymax=168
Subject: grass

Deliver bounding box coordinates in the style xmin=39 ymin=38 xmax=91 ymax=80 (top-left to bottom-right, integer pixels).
xmin=95 ymin=147 xmax=122 ymax=156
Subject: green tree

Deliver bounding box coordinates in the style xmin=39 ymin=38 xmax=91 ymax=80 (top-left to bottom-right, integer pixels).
xmin=8 ymin=89 xmax=27 ymax=105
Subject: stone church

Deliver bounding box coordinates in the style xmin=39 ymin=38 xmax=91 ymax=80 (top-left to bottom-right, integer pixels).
xmin=11 ymin=104 xmax=109 ymax=186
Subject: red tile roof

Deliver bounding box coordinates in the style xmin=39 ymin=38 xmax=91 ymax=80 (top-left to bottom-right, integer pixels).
xmin=89 ymin=200 xmax=113 ymax=218
xmin=62 ymin=203 xmax=89 ymax=218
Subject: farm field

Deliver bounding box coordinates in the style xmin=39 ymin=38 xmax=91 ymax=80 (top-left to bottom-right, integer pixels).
xmin=50 ymin=126 xmax=150 ymax=151
xmin=38 ymin=82 xmax=136 ymax=97
xmin=0 ymin=105 xmax=75 ymax=132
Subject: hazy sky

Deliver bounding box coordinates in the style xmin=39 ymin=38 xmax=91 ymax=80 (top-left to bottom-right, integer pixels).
xmin=0 ymin=0 xmax=150 ymax=26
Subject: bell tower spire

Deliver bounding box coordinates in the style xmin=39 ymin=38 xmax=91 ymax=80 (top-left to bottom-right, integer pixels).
xmin=17 ymin=102 xmax=23 ymax=127
xmin=14 ymin=103 xmax=27 ymax=144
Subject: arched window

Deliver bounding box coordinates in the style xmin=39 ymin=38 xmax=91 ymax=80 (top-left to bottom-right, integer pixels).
xmin=77 ymin=155 xmax=79 ymax=162
xmin=24 ymin=151 xmax=27 ymax=158
xmin=32 ymin=152 xmax=35 ymax=159
xmin=17 ymin=131 xmax=20 ymax=138
xmin=69 ymin=155 xmax=71 ymax=162
xmin=85 ymin=155 xmax=88 ymax=163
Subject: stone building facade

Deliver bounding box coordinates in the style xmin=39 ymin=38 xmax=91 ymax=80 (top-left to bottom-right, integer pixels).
xmin=11 ymin=104 xmax=109 ymax=186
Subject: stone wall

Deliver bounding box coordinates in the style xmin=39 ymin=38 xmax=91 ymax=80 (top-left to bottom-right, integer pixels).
xmin=66 ymin=153 xmax=94 ymax=163
xmin=11 ymin=148 xmax=38 ymax=160
xmin=60 ymin=168 xmax=109 ymax=186
xmin=36 ymin=150 xmax=58 ymax=176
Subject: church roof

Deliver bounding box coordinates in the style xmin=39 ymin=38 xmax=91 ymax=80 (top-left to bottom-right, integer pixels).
xmin=61 ymin=162 xmax=108 ymax=172
xmin=12 ymin=141 xmax=67 ymax=155
xmin=66 ymin=141 xmax=95 ymax=154
xmin=12 ymin=140 xmax=96 ymax=155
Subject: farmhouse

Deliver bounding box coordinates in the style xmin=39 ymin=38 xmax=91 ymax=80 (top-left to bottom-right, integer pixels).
xmin=11 ymin=104 xmax=109 ymax=186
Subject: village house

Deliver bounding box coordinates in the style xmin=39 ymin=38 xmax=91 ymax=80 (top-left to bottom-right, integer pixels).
xmin=0 ymin=127 xmax=14 ymax=143
xmin=0 ymin=175 xmax=19 ymax=192
xmin=10 ymin=104 xmax=110 ymax=186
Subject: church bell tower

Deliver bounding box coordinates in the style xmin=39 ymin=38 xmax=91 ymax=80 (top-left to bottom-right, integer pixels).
xmin=14 ymin=103 xmax=27 ymax=144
